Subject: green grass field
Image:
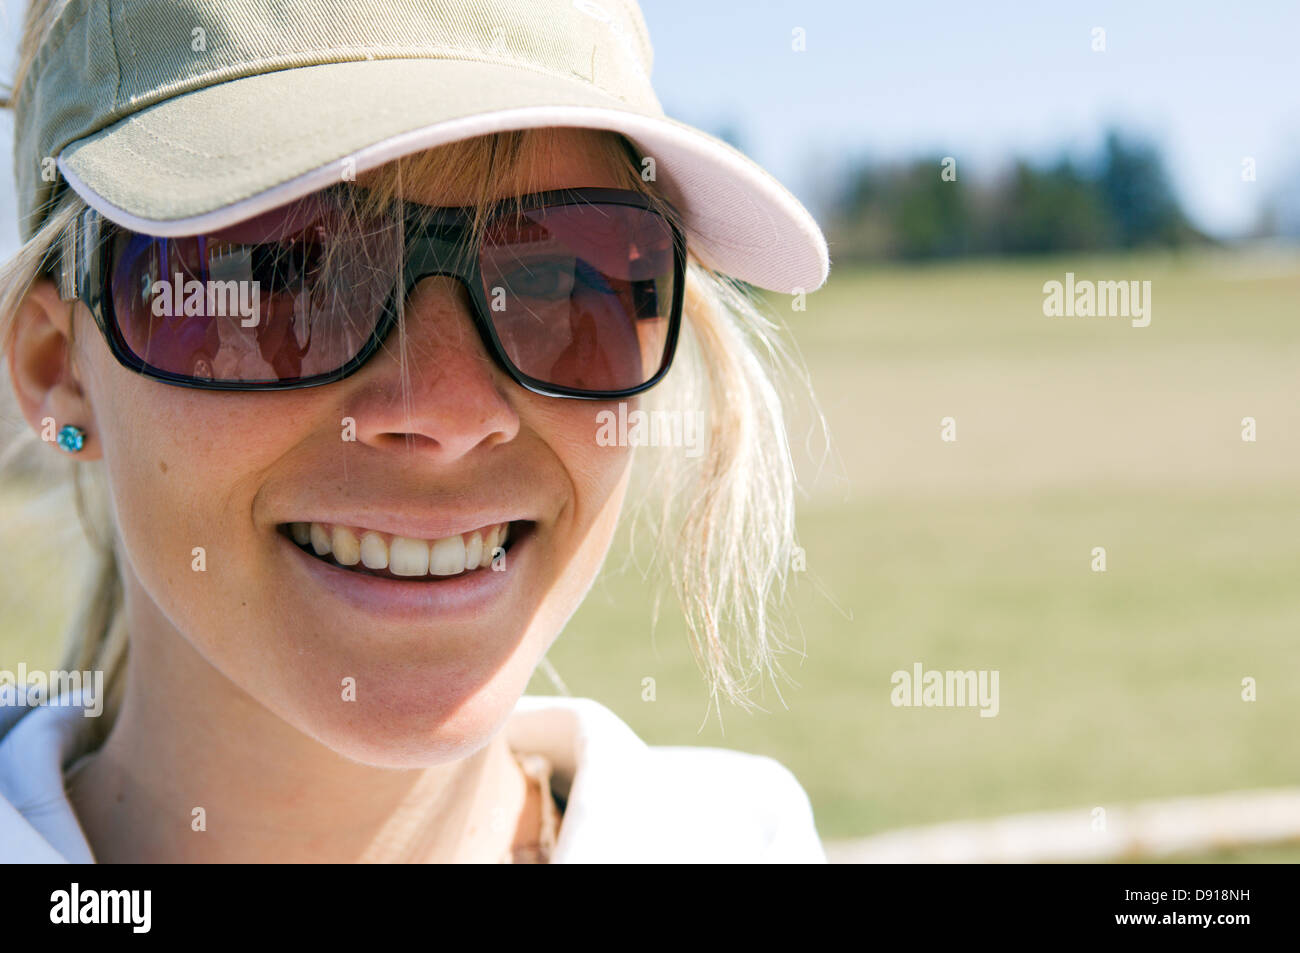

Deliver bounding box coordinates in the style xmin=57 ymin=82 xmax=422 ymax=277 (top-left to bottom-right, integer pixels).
xmin=4 ymin=247 xmax=1298 ymax=859
xmin=527 ymin=248 xmax=1300 ymax=851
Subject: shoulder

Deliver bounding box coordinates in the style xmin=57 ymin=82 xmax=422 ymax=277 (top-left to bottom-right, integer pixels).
xmin=645 ymin=743 xmax=828 ymax=863
xmin=0 ymin=692 xmax=99 ymax=863
xmin=508 ymin=695 xmax=827 ymax=863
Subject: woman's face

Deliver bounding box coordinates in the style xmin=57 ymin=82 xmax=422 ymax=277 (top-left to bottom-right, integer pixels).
xmin=64 ymin=129 xmax=637 ymax=765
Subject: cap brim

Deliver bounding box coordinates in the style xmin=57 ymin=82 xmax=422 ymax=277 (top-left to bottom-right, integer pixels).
xmin=58 ymin=58 xmax=828 ymax=294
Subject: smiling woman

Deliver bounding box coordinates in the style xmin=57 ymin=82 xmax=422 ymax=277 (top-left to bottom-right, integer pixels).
xmin=0 ymin=0 xmax=829 ymax=864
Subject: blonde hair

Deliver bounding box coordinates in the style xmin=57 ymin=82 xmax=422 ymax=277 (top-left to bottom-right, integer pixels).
xmin=1 ymin=0 xmax=820 ymax=739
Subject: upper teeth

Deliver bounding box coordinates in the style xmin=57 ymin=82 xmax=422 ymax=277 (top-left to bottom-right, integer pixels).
xmin=289 ymin=521 xmax=509 ymax=576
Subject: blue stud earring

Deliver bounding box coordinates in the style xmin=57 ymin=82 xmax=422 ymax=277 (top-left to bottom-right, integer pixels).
xmin=56 ymin=424 xmax=86 ymax=454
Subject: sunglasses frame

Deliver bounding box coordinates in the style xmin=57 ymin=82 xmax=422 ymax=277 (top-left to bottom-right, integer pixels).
xmin=53 ymin=186 xmax=687 ymax=400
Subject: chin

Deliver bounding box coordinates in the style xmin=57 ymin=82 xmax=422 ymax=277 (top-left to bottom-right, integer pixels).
xmin=273 ymin=651 xmax=534 ymax=769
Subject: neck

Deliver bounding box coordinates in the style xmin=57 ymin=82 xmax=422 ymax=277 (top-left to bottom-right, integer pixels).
xmin=66 ymin=586 xmax=530 ymax=863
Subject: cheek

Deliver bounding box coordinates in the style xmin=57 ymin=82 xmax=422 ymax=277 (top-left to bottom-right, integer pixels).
xmin=520 ymin=400 xmax=635 ymax=633
xmin=86 ymin=350 xmax=317 ymax=643
xmin=543 ymin=396 xmax=634 ymax=533
xmin=564 ymin=436 xmax=633 ymax=579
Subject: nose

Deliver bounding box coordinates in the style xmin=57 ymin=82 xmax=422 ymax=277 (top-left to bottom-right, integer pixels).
xmin=344 ymin=276 xmax=521 ymax=460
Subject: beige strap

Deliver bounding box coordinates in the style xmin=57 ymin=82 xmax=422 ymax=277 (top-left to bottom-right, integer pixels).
xmin=501 ymin=752 xmax=562 ymax=864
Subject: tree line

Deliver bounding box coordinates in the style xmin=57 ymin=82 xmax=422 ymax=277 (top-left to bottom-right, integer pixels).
xmin=824 ymin=131 xmax=1207 ymax=261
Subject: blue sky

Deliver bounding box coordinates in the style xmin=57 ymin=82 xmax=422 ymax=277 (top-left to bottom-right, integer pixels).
xmin=2 ymin=0 xmax=1296 ymax=252
xmin=638 ymin=0 xmax=1300 ymax=238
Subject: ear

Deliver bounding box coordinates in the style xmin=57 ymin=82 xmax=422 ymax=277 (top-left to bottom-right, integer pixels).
xmin=7 ymin=275 xmax=103 ymax=461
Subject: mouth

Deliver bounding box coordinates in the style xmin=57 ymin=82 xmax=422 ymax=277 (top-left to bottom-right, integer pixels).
xmin=279 ymin=519 xmax=529 ymax=582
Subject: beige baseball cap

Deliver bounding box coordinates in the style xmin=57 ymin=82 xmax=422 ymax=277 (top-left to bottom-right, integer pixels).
xmin=16 ymin=0 xmax=828 ymax=294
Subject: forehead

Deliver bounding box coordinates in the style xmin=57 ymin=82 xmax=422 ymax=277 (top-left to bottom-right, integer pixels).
xmin=356 ymin=127 xmax=632 ymax=208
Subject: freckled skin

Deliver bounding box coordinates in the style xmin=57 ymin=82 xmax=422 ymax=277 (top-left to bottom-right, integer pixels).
xmin=10 ymin=128 xmax=645 ymax=861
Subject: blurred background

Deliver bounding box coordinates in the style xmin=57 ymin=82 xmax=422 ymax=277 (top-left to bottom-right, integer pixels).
xmin=1 ymin=1 xmax=1298 ymax=861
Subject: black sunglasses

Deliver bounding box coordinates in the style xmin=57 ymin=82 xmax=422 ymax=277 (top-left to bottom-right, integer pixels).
xmin=53 ymin=185 xmax=686 ymax=399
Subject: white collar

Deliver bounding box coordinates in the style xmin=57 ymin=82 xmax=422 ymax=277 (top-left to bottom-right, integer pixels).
xmin=0 ymin=692 xmax=823 ymax=863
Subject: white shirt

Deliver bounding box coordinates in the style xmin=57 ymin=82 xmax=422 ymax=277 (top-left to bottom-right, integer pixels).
xmin=0 ymin=692 xmax=826 ymax=863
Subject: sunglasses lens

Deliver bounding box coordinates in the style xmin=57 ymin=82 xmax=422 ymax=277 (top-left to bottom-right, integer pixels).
xmin=477 ymin=202 xmax=679 ymax=394
xmin=109 ymin=195 xmax=402 ymax=384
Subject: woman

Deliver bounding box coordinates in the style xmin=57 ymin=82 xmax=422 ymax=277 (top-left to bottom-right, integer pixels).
xmin=0 ymin=0 xmax=829 ymax=863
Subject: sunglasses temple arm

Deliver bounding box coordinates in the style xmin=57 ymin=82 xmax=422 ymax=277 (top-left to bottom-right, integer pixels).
xmin=54 ymin=206 xmax=102 ymax=303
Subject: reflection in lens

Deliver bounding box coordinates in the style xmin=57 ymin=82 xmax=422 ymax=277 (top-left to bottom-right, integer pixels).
xmin=109 ymin=195 xmax=403 ymax=383
xmin=479 ymin=203 xmax=676 ymax=392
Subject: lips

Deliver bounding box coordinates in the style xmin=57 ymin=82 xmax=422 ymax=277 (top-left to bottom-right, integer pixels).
xmin=282 ymin=520 xmax=518 ymax=580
